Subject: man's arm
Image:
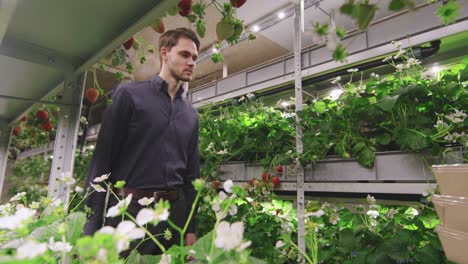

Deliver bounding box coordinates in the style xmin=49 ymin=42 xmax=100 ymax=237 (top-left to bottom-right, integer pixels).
xmin=183 ymin=115 xmax=200 ymax=237
xmin=82 ymin=85 xmax=133 ymax=236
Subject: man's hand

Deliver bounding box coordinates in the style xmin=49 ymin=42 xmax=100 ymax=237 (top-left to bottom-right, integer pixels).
xmin=185 ymin=232 xmax=197 ymax=246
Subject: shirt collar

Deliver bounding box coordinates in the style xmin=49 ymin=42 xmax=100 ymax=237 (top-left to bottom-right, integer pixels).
xmin=152 ymin=75 xmax=185 ymax=99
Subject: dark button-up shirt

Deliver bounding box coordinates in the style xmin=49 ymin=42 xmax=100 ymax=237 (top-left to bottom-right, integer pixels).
xmin=83 ymin=75 xmax=200 ymax=235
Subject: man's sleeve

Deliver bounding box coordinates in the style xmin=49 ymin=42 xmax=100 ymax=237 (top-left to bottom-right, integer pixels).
xmin=183 ymin=115 xmax=200 ymax=234
xmin=82 ymin=85 xmax=133 ymax=236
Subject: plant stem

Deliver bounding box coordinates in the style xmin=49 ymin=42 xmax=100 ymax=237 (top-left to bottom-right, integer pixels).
xmin=289 ymin=239 xmax=314 ymax=264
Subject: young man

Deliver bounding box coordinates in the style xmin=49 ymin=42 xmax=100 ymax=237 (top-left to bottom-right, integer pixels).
xmin=83 ymin=28 xmax=201 ymax=255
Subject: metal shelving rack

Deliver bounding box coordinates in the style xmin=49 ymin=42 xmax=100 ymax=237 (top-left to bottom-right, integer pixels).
xmin=0 ymin=0 xmax=175 ymax=202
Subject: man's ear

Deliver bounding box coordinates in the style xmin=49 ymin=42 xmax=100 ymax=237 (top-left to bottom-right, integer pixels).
xmin=160 ymin=47 xmax=168 ymax=63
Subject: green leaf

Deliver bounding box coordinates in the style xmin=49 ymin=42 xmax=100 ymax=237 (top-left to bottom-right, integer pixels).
xmin=338 ymin=229 xmax=356 ymax=253
xmin=381 ymin=230 xmax=412 ymax=261
xmin=340 ymin=1 xmax=355 ymax=16
xmin=333 ymin=44 xmax=349 ymax=62
xmin=376 ymin=133 xmax=391 ymax=145
xmin=437 ymin=0 xmax=461 ymax=25
xmin=192 ymin=3 xmax=206 ymax=18
xmin=356 ymin=3 xmax=377 ymax=30
xmin=66 ymin=212 xmax=87 ymax=244
xmin=216 ymin=21 xmax=235 ymax=41
xmin=458 ymin=68 xmax=468 ymax=82
xmin=367 ymin=248 xmax=394 ymax=264
xmin=115 ymin=72 xmax=124 ymax=81
xmin=368 ymin=96 xmax=377 ymax=104
xmin=335 ymin=26 xmax=346 ymax=39
xmin=211 ymin=53 xmax=224 ymax=63
xmin=388 ymin=0 xmax=415 ymax=11
xmin=166 ymin=5 xmax=179 ymax=16
xmin=313 ymin=101 xmax=327 ymax=114
xmin=388 ymin=0 xmax=405 ymax=11
xmin=196 ymin=20 xmax=206 ymax=38
xmin=314 ymin=23 xmax=328 ymax=36
xmin=396 ymin=129 xmax=429 ymax=150
xmin=378 ymin=95 xmax=399 ymax=111
xmin=187 ymin=14 xmax=197 ymax=23
xmin=356 ymin=145 xmax=375 ymax=168
xmin=352 ymin=142 xmax=366 ymax=156
xmin=414 ymin=244 xmax=442 ymax=264
xmin=445 ymin=82 xmax=463 ymax=98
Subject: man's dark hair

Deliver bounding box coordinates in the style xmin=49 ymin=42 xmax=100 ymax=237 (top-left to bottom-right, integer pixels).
xmin=158 ymin=28 xmax=200 ymax=65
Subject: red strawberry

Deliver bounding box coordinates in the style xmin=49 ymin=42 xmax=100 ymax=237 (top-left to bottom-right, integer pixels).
xmin=20 ymin=115 xmax=28 ymax=122
xmin=230 ymin=0 xmax=247 ymax=8
xmin=36 ymin=109 xmax=48 ymax=122
xmin=262 ymin=172 xmax=269 ymax=183
xmin=12 ymin=126 xmax=21 ymax=136
xmin=41 ymin=121 xmax=53 ymax=132
xmin=152 ymin=18 xmax=165 ymax=34
xmin=123 ymin=37 xmax=135 ymax=50
xmin=276 ymin=165 xmax=283 ymax=174
xmin=276 ymin=209 xmax=281 ymax=215
xmin=272 ymin=176 xmax=280 ymax=187
xmin=178 ymin=0 xmax=192 ymax=17
xmin=249 ymin=179 xmax=255 ymax=187
xmin=85 ymin=88 xmax=99 ymax=104
xmin=213 ymin=181 xmax=220 ymax=189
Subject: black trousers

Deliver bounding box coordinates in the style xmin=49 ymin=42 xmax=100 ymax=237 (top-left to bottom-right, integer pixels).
xmin=105 ymin=189 xmax=187 ymax=257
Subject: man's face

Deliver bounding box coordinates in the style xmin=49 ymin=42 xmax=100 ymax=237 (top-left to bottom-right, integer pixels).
xmin=162 ymin=37 xmax=198 ymax=82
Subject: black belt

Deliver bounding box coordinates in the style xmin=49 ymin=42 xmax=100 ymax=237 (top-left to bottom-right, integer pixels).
xmin=113 ymin=187 xmax=180 ymax=202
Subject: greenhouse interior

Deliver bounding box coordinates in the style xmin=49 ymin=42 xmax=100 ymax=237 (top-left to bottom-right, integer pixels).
xmin=0 ymin=0 xmax=467 ymax=263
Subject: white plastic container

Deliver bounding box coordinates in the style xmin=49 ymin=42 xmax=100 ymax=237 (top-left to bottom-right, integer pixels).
xmin=432 ymin=164 xmax=468 ymax=197
xmin=433 ymin=195 xmax=468 ymax=233
xmin=436 ymin=225 xmax=468 ymax=264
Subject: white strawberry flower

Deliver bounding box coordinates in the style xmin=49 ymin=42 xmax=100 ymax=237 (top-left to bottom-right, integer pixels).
xmin=347 ymin=68 xmax=358 ymax=73
xmin=160 ymin=254 xmax=172 ymax=264
xmin=93 ymin=173 xmax=110 ymax=183
xmin=214 ymin=221 xmax=250 ymax=252
xmin=58 ymin=172 xmax=76 ymax=185
xmin=395 ymin=64 xmax=404 ymax=72
xmin=106 ymin=194 xmax=132 ymax=218
xmin=386 ymin=208 xmax=398 ymax=219
xmin=16 ymin=240 xmax=47 ymax=259
xmin=74 ymin=186 xmax=84 ymax=193
xmin=370 ymin=72 xmax=379 ymax=78
xmin=228 ymin=204 xmax=238 ymax=216
xmin=391 ymin=41 xmax=402 ymax=48
xmin=366 ymin=194 xmax=376 ymax=204
xmin=329 ymin=213 xmax=340 ymax=225
xmin=138 ymin=197 xmax=155 ymax=206
xmin=407 ymin=57 xmax=421 ymax=66
xmin=135 ymin=207 xmax=170 ymax=226
xmin=305 ymin=209 xmax=324 ymax=218
xmin=223 ymin=180 xmax=234 ymax=193
xmin=90 ymin=183 xmax=106 ymax=192
xmin=0 ymin=207 xmax=36 ymax=230
xmin=98 ymin=221 xmax=145 ymax=253
xmin=29 ymin=202 xmax=40 ymax=209
xmin=0 ymin=203 xmax=13 ymax=216
xmin=276 ymin=240 xmax=286 ymax=248
xmin=218 ymin=191 xmax=227 ymax=201
xmin=10 ymin=192 xmax=26 ymax=202
xmin=382 ymin=56 xmax=392 ymax=62
xmin=330 ymin=76 xmax=341 ymax=84
xmin=48 ymin=237 xmax=72 ymax=253
xmin=367 ymin=210 xmax=379 ymax=219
